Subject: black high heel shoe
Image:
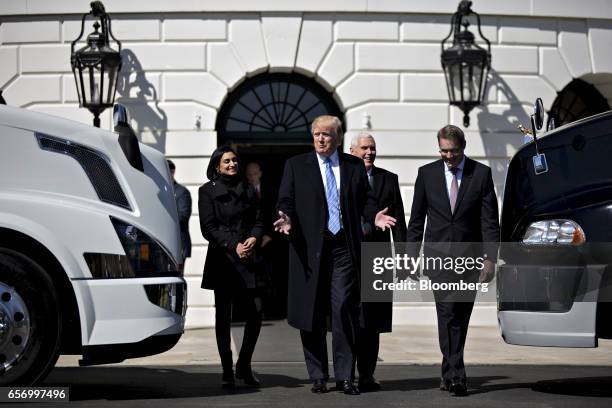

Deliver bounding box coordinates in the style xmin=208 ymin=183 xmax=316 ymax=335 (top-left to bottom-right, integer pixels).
xmin=235 ymin=362 xmax=260 ymax=387
xmin=221 ymin=370 xmax=235 ymax=389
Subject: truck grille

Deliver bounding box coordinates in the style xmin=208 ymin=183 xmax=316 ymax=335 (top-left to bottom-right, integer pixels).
xmin=36 ymin=133 xmax=131 ymax=210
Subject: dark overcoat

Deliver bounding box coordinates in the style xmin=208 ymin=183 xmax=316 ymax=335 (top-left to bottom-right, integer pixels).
xmin=362 ymin=166 xmax=408 ymax=333
xmin=198 ymin=179 xmax=264 ymax=289
xmin=173 ymin=181 xmax=192 ymax=260
xmin=277 ymin=151 xmax=378 ymax=331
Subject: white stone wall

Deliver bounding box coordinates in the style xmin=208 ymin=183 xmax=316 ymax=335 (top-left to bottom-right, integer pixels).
xmin=2 ymin=8 xmax=612 ymax=328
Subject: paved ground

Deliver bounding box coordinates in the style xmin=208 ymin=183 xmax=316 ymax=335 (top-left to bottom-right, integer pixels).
xmin=57 ymin=320 xmax=612 ymax=367
xmin=44 ymin=321 xmax=612 ymax=407
xmin=36 ymin=364 xmax=612 ymax=407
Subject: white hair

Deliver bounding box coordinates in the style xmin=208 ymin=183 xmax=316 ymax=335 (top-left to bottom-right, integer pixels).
xmin=350 ymin=132 xmax=375 ymax=148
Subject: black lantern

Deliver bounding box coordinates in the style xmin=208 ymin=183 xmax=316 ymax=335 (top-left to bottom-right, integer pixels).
xmin=441 ymin=0 xmax=491 ymax=127
xmin=71 ymin=1 xmax=122 ymax=128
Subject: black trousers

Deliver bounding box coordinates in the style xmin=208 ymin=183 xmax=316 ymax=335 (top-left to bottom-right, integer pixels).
xmin=432 ymin=287 xmax=476 ymax=382
xmin=356 ymin=327 xmax=379 ymax=380
xmin=214 ymin=285 xmax=262 ymax=372
xmin=300 ymin=231 xmax=358 ymax=381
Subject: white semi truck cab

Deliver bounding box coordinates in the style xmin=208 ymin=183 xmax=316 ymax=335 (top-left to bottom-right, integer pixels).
xmin=0 ymin=103 xmax=186 ymax=385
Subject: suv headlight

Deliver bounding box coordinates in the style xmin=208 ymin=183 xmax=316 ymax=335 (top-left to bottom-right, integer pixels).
xmin=522 ymin=219 xmax=586 ymax=246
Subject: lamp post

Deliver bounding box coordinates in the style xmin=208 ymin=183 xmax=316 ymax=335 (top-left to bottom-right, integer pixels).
xmin=71 ymin=1 xmax=122 ymax=128
xmin=441 ymin=0 xmax=491 ymax=127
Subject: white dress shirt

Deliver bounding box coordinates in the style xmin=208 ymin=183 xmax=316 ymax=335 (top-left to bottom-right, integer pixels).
xmin=316 ymin=150 xmax=341 ymax=194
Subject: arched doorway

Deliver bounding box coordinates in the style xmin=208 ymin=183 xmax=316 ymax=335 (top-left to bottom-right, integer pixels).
xmin=548 ymin=78 xmax=611 ymax=128
xmin=216 ymin=72 xmax=344 ymax=319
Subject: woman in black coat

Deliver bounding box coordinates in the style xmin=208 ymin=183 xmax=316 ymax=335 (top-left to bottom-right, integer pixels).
xmin=199 ymin=146 xmax=264 ymax=388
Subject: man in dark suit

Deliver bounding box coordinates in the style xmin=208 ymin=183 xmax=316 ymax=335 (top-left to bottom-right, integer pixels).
xmin=274 ymin=115 xmax=396 ymax=395
xmin=406 ymin=125 xmax=499 ymax=396
xmin=349 ymin=132 xmax=407 ymax=391
xmin=168 ymin=160 xmax=192 ymax=271
xmin=245 ymin=162 xmax=280 ymax=317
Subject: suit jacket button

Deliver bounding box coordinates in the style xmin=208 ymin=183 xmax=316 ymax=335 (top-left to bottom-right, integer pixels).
xmin=316 ymin=252 xmax=320 ymax=258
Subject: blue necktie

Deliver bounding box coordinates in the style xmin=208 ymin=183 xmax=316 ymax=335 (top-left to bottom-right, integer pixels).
xmin=324 ymin=157 xmax=341 ymax=234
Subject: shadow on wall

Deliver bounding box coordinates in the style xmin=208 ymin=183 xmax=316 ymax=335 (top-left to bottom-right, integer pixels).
xmin=476 ymin=69 xmax=529 ymax=192
xmin=116 ymin=49 xmax=168 ymax=153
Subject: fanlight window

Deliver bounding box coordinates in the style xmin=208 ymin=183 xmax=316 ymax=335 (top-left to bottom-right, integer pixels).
xmin=217 ymin=74 xmax=343 ymax=144
xmin=548 ymin=78 xmax=610 ymax=128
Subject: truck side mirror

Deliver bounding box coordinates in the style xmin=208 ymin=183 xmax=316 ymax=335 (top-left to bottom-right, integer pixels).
xmin=113 ymin=104 xmax=144 ymax=172
xmin=113 ymin=104 xmax=130 ymax=127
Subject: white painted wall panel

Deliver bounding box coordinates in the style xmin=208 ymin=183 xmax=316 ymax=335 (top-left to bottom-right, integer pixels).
xmin=346 ymin=103 xmax=449 ymax=131
xmin=498 ymin=76 xmax=557 ymax=105
xmin=3 ymin=75 xmax=61 ymax=107
xmin=336 ymin=73 xmax=399 ymax=109
xmin=164 ymin=131 xmax=217 ymax=157
xmin=208 ymin=43 xmax=245 ymax=88
xmin=164 ymin=73 xmax=226 ymax=108
xmin=491 ymin=46 xmax=538 ymax=74
xmin=295 ymin=16 xmax=333 ymax=76
xmin=164 ymin=17 xmax=227 ymax=41
xmin=589 ymin=21 xmax=612 ymax=74
xmin=21 ymin=44 xmax=71 ymax=73
xmin=261 ymin=15 xmax=301 ymax=71
xmin=317 ymin=43 xmax=354 ymax=89
xmin=154 ymin=102 xmax=217 ymax=131
xmin=336 ymin=15 xmax=398 ymax=41
xmin=1 ymin=20 xmax=59 ymax=43
xmin=183 ymin=246 xmax=206 ymax=278
xmin=0 ymin=47 xmax=18 ymax=88
xmin=401 ymin=14 xmax=498 ymax=44
xmin=357 ymin=43 xmax=440 ymax=72
xmin=111 ymin=19 xmax=160 ymax=41
xmin=229 ymin=16 xmax=268 ymax=75
xmin=122 ymin=44 xmax=206 ymax=71
xmin=499 ymin=17 xmax=557 ymax=45
xmin=401 ymin=73 xmax=448 ymax=102
xmin=540 ymin=47 xmax=573 ymax=91
xmin=558 ymin=20 xmax=591 ymax=78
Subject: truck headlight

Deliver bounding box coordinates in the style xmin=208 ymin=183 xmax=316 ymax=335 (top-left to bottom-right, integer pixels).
xmin=522 ymin=220 xmax=586 ymax=246
xmin=109 ymin=217 xmax=180 ymax=277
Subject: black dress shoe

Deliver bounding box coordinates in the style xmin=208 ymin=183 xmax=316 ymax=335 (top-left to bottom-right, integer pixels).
xmin=235 ymin=364 xmax=260 ymax=387
xmin=311 ymin=379 xmax=328 ymax=394
xmin=358 ymin=377 xmax=381 ymax=392
xmin=221 ymin=370 xmax=235 ymax=389
xmin=338 ymin=380 xmax=360 ymax=395
xmin=449 ymin=379 xmax=468 ymax=396
xmin=440 ymin=378 xmax=451 ymax=391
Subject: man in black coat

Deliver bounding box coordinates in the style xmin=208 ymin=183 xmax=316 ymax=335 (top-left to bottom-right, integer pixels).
xmin=168 ymin=160 xmax=192 ymax=270
xmin=275 ymin=115 xmax=396 ymax=395
xmin=406 ymin=125 xmax=500 ymax=396
xmin=349 ymin=132 xmax=407 ymax=391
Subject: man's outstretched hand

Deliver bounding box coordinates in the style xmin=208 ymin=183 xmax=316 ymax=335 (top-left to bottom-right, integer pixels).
xmin=273 ymin=210 xmax=292 ymax=235
xmin=375 ymin=207 xmax=397 ymax=231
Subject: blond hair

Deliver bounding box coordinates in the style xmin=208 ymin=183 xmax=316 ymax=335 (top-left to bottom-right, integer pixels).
xmin=311 ymin=115 xmax=344 ymax=140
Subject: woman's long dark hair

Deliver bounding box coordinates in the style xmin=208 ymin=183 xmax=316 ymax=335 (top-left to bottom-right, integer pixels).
xmin=207 ymin=145 xmax=240 ymax=181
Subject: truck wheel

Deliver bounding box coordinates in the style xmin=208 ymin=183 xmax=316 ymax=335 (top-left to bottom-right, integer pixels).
xmin=0 ymin=250 xmax=61 ymax=385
